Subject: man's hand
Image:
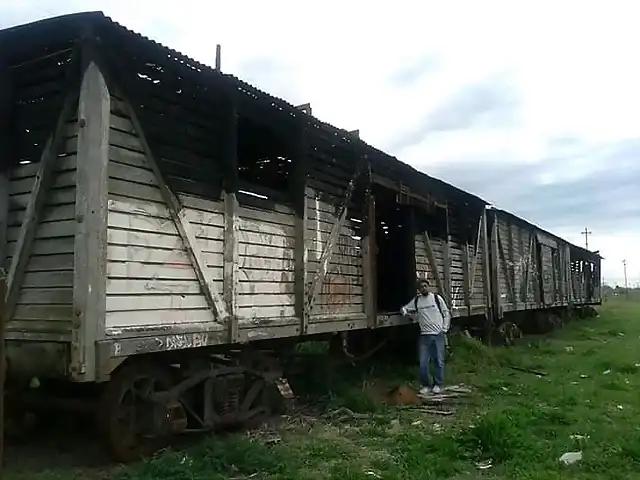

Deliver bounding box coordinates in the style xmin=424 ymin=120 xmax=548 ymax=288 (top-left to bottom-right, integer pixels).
xmin=400 ymin=307 xmax=408 ymax=316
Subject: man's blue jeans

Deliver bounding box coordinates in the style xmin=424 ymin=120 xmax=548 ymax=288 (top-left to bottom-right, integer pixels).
xmin=418 ymin=332 xmax=446 ymax=388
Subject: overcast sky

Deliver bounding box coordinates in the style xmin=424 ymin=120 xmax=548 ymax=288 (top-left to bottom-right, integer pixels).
xmin=4 ymin=1 xmax=639 ymax=286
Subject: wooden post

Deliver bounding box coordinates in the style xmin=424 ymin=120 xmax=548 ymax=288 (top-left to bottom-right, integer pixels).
xmin=443 ymin=204 xmax=452 ymax=306
xmin=0 ymin=57 xmax=10 ymax=266
xmin=506 ymin=218 xmax=515 ymax=307
xmin=489 ymin=213 xmax=501 ymax=321
xmin=0 ymin=270 xmax=5 ymax=472
xmin=221 ymin=87 xmax=239 ymax=342
xmin=480 ymin=209 xmax=492 ymax=322
xmin=460 ymin=206 xmax=471 ymax=315
xmin=362 ymin=190 xmax=376 ymax=327
xmin=71 ymin=58 xmax=110 ymax=380
xmin=291 ymin=118 xmax=308 ymax=334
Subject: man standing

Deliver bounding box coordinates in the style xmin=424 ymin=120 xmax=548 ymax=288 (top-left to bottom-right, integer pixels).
xmin=401 ymin=278 xmax=451 ymax=395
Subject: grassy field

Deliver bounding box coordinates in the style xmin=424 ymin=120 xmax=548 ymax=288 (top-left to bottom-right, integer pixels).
xmin=8 ymin=299 xmax=640 ymax=479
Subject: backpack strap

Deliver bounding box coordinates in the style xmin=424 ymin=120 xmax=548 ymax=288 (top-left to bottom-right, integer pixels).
xmin=433 ymin=293 xmax=445 ymax=319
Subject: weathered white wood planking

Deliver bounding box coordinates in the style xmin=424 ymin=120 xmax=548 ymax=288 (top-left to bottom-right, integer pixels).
xmin=104 ymin=100 xmax=218 ymax=328
xmin=5 ymin=112 xmax=78 ymax=342
xmin=305 ymin=188 xmax=365 ymax=316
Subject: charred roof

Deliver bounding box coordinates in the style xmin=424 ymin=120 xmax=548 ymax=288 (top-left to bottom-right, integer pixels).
xmin=0 ymin=11 xmax=487 ymax=208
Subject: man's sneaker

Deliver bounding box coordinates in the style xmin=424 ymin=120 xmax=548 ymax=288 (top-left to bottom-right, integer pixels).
xmin=419 ymin=386 xmax=431 ymax=396
xmin=431 ymin=385 xmax=442 ymax=395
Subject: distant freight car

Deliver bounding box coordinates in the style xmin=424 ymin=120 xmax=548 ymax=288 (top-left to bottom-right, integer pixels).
xmin=487 ymin=208 xmax=602 ymax=341
xmin=0 ymin=12 xmax=601 ymax=461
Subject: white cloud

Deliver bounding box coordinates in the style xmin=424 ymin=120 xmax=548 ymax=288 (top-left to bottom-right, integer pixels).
xmin=3 ymin=0 xmax=640 ymax=284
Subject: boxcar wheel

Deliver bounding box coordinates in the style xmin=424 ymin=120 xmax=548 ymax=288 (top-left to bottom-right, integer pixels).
xmin=99 ymin=361 xmax=176 ymax=463
xmin=493 ymin=321 xmax=522 ymax=347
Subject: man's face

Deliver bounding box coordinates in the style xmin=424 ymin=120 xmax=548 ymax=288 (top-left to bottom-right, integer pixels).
xmin=418 ymin=281 xmax=430 ymax=295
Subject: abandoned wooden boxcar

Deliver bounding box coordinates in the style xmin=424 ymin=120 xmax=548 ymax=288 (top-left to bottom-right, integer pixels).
xmin=487 ymin=208 xmax=602 ymax=340
xmin=0 ymin=12 xmax=504 ymax=459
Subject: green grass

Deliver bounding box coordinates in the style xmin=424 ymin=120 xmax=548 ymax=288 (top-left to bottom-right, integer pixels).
xmin=8 ymin=299 xmax=640 ymax=479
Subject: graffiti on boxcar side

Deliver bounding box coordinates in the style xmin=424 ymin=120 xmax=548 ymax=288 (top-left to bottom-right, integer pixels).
xmin=163 ymin=333 xmax=209 ymax=351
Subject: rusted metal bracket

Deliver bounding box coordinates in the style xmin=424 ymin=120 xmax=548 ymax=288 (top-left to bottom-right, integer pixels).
xmin=305 ymin=156 xmax=369 ymax=315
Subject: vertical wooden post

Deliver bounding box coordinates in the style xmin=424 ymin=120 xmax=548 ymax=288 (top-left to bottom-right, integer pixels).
xmin=72 ymin=53 xmax=110 ymax=380
xmin=506 ymin=218 xmax=515 ymax=307
xmin=0 ymin=271 xmax=5 ymax=472
xmin=0 ymin=57 xmax=10 ymax=266
xmin=519 ymin=229 xmax=526 ymax=304
xmin=0 ymin=56 xmax=9 ymax=475
xmin=222 ymin=84 xmax=239 ymax=343
xmin=460 ymin=205 xmax=471 ymax=315
xmin=292 ymin=119 xmax=308 ymax=334
xmin=442 ymin=204 xmax=452 ymax=307
xmin=362 ymin=189 xmax=376 ymax=327
xmin=489 ymin=212 xmax=501 ymax=321
xmin=480 ymin=209 xmax=492 ymax=322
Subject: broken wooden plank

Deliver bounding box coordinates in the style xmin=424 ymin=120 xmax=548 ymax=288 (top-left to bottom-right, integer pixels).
xmin=71 ymin=61 xmax=110 ymax=380
xmin=5 ymin=92 xmax=77 ymax=320
xmin=117 ymin=97 xmax=228 ymax=322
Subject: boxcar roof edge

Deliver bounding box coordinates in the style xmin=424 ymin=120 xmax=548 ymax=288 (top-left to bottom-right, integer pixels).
xmin=0 ymin=11 xmax=488 ymax=208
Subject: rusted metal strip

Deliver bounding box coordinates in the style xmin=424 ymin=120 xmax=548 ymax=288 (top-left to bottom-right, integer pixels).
xmin=305 ymin=156 xmax=368 ymax=315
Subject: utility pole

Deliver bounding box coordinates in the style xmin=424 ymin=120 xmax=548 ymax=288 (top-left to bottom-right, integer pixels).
xmin=623 ymin=259 xmax=628 ymax=294
xmin=581 ymin=227 xmax=592 ymax=250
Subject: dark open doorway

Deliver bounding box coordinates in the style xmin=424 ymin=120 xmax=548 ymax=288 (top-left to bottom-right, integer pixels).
xmin=372 ymin=184 xmax=416 ymax=313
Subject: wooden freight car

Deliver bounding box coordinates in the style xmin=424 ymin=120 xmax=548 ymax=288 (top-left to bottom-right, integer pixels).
xmin=0 ymin=13 xmax=497 ymax=460
xmin=487 ymin=208 xmax=602 ymax=342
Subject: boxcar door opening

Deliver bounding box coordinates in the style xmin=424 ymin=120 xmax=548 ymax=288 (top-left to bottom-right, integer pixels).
xmin=372 ymin=184 xmax=416 ymax=313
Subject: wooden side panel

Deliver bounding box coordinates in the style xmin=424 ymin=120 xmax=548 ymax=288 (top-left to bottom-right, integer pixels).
xmin=105 ymin=95 xmax=219 ymax=330
xmin=415 ymin=235 xmax=471 ymax=314
xmin=235 ymin=201 xmax=296 ymax=322
xmin=305 ymin=189 xmax=365 ymax=319
xmin=466 ymin=236 xmax=487 ymax=310
xmin=5 ymin=124 xmax=78 ymax=342
xmin=492 ymin=213 xmax=542 ymax=311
